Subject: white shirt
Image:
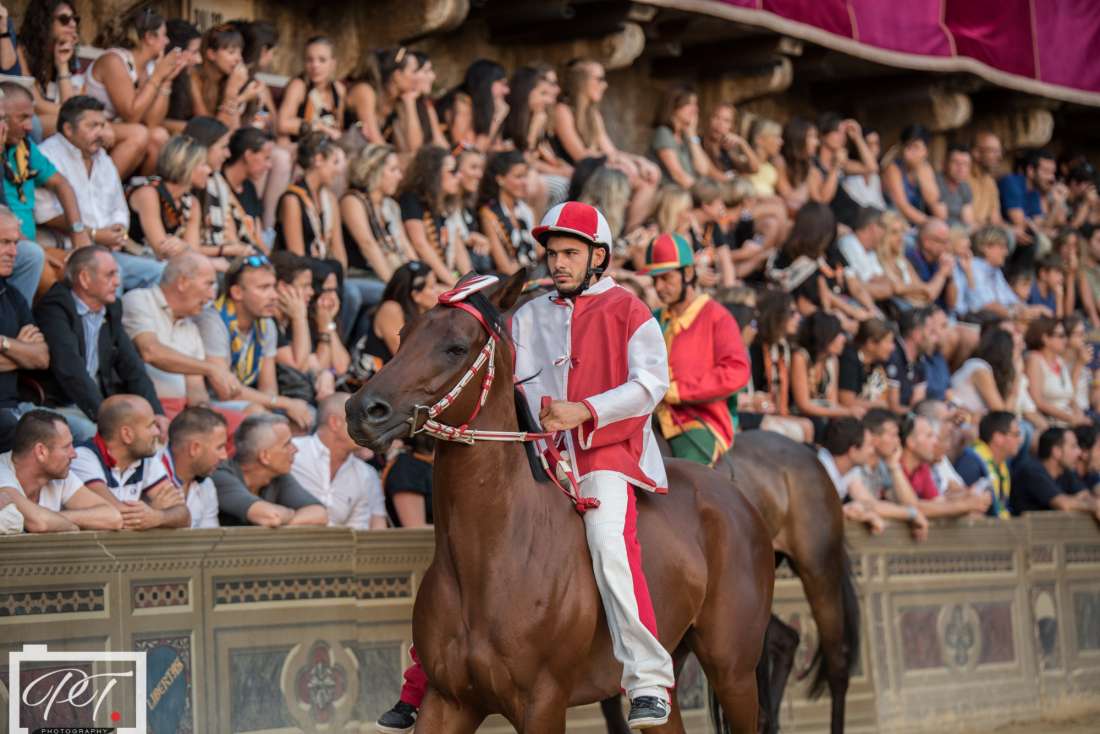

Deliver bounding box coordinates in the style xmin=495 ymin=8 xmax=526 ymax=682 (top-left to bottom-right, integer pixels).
xmin=35 ymin=132 xmax=129 ymax=230
xmin=290 ymin=435 xmax=386 ymax=529
xmin=122 ymin=287 xmax=206 ymax=399
xmin=0 ymin=451 xmax=82 ymax=512
xmin=70 ymin=444 xmax=169 ymax=503
xmin=837 ymin=232 xmax=885 ymax=281
xmin=157 ymin=448 xmax=218 ymax=529
xmin=816 ymin=447 xmax=850 ymax=500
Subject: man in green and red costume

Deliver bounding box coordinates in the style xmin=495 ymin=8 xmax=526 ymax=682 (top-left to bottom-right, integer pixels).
xmin=642 ymin=233 xmax=750 ymax=465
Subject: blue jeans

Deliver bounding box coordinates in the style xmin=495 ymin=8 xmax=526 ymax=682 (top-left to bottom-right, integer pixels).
xmin=114 ymin=252 xmax=166 ymax=293
xmin=342 ymin=278 xmax=385 ymax=339
xmin=10 ymin=240 xmax=44 ymax=305
xmin=51 ymin=404 xmax=98 ymax=444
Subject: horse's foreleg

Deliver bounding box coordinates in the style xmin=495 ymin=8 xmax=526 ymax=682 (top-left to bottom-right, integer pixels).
xmin=599 ymin=695 xmax=631 ymax=734
xmin=515 ymin=686 xmax=570 ymax=734
xmin=413 ymin=689 xmax=484 ymax=734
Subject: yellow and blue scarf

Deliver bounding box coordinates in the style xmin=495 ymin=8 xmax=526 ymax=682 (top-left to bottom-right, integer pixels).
xmin=216 ymin=294 xmax=266 ymax=387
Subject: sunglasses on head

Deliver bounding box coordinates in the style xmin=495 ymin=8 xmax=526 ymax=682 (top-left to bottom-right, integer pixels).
xmin=230 ymin=254 xmax=270 ymax=274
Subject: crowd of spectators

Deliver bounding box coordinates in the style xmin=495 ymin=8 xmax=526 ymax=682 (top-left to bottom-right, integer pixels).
xmin=0 ymin=2 xmax=1098 ymax=536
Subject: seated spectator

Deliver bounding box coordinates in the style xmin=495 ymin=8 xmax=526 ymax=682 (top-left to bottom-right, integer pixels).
xmin=951 ymin=327 xmax=1019 ymax=417
xmin=905 ymin=403 xmax=993 ymax=519
xmin=1053 ymin=229 xmax=1080 ymax=314
xmin=70 ymin=394 xmax=187 ymax=529
xmin=184 ymin=116 xmax=256 ymax=263
xmin=384 ymin=433 xmax=434 ymax=528
xmin=1011 ymin=427 xmax=1100 ymax=520
xmin=452 ymin=146 xmax=493 ymax=274
xmin=720 ymin=178 xmax=774 ymax=279
xmin=194 ymin=255 xmax=313 ymax=430
xmin=955 ymin=410 xmax=1020 ymax=517
xmin=343 ymin=55 xmax=385 ymax=147
xmin=688 ymin=179 xmax=736 ymax=288
xmin=290 ymin=393 xmax=387 ymax=529
xmin=340 ymin=144 xmax=416 ymax=286
xmin=37 ymin=95 xmax=165 ymax=292
xmin=128 ymin=134 xmax=211 ymax=262
xmin=446 ymin=59 xmax=509 ymax=152
xmin=970 ymin=131 xmax=1007 ymax=228
xmin=1029 ymin=254 xmax=1066 ymax=317
xmin=838 ymin=318 xmax=896 ymax=412
xmin=999 ymin=148 xmax=1058 ymax=251
xmin=15 ymin=0 xmax=80 ymax=137
xmin=815 ymin=417 xmax=888 ymax=533
xmin=650 ymin=84 xmax=716 ymax=189
xmin=701 ymin=102 xmax=759 ymax=178
xmin=85 ymin=7 xmax=181 ymax=178
xmin=1024 ymin=316 xmax=1091 ymax=428
xmin=887 ymin=307 xmax=934 ymax=412
xmin=918 ymin=306 xmax=952 ymax=401
xmin=220 ymin=127 xmax=273 ymax=253
xmin=230 ymin=19 xmax=279 ymax=129
xmin=552 ymin=58 xmax=658 ymax=230
xmin=398 ymin=146 xmax=472 ymax=287
xmin=373 ymin=47 xmax=425 ymax=155
xmin=122 ymin=251 xmax=238 ymax=413
xmin=791 ymin=311 xmax=858 ymax=440
xmin=876 ymin=210 xmax=929 ymax=306
xmin=862 ymin=409 xmax=912 ymax=501
xmin=478 ymin=150 xmax=540 ymax=274
xmin=162 ymin=406 xmax=228 ymax=529
xmin=813 ymin=113 xmax=877 ymax=222
xmin=503 ymin=65 xmax=572 ymax=213
xmin=837 ymin=206 xmax=894 ymax=302
xmin=882 ymin=124 xmax=946 ymax=226
xmin=212 ymin=413 xmax=328 ymax=527
xmin=0 ymin=409 xmax=122 ymax=532
xmin=161 ymin=19 xmax=202 ymax=134
xmin=1063 ymin=315 xmax=1098 ymax=417
xmin=904 ymin=218 xmax=957 ymax=310
xmin=747 ymin=118 xmax=783 ymax=198
xmin=0 ymin=209 xmax=49 ymax=452
xmin=273 ymin=131 xmax=347 ymax=267
xmin=1070 ymin=425 xmax=1100 ymax=494
xmin=1079 ymin=225 xmax=1100 ymax=328
xmin=407 ymin=52 xmax=449 ymax=150
xmin=841 ymin=126 xmax=887 ymax=213
xmin=936 ymin=143 xmax=975 ymax=228
xmin=34 ymin=246 xmax=164 ymax=443
xmin=961 ymin=225 xmax=1047 ymax=318
xmin=186 ymin=24 xmax=259 ymax=131
xmin=351 ymin=261 xmax=439 ymax=366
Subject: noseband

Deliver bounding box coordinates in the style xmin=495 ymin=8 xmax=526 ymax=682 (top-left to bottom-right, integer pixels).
xmin=405 ymin=276 xmax=598 ymax=513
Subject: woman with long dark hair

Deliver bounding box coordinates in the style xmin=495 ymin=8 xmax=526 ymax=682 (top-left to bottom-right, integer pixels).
xmin=504 ymin=65 xmax=571 ymax=213
xmin=478 ymin=150 xmax=539 ymax=274
xmin=352 ymin=260 xmax=441 ymax=364
xmin=447 ymin=58 xmax=510 ymax=152
xmin=742 ymin=290 xmax=815 ymax=441
xmin=17 ymin=0 xmax=81 ymax=137
xmin=777 ymin=116 xmax=816 ymax=213
xmin=950 ymin=327 xmax=1020 ymax=416
xmin=373 ymin=47 xmax=424 ymax=154
xmin=184 ymin=116 xmax=259 ymax=261
xmin=398 ymin=146 xmax=472 ymax=286
xmin=186 ymin=24 xmax=263 ymax=131
xmin=162 ymin=19 xmax=201 ymax=133
xmin=649 ymin=84 xmax=714 ymax=189
xmin=220 ymin=126 xmax=273 ymax=253
xmin=790 ymin=311 xmax=860 ymax=442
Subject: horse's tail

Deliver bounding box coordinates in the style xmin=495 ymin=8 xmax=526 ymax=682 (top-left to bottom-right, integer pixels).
xmin=803 ymin=543 xmax=860 ymax=699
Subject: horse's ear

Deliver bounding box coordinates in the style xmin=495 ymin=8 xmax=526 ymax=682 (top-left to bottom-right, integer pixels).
xmin=490 ymin=267 xmax=527 ymax=311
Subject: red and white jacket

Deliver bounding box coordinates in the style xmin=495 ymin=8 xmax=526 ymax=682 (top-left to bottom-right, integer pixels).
xmin=512 ymin=277 xmax=670 ymax=493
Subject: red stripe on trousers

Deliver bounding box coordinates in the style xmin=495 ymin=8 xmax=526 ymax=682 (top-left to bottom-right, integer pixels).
xmin=624 ymin=486 xmax=659 ymax=638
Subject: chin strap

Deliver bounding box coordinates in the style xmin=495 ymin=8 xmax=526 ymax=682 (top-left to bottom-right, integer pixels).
xmin=671 ymin=268 xmax=695 ymax=307
xmin=553 ymin=243 xmax=610 ymax=299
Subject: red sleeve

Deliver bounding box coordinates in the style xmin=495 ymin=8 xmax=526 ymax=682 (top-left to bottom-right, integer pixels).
xmin=670 ymin=306 xmax=750 ymax=405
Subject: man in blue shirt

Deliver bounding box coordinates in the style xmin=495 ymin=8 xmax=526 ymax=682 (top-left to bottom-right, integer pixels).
xmin=1010 ymin=427 xmax=1100 ymax=520
xmin=919 ymin=307 xmax=952 ymax=400
xmin=904 ymin=218 xmax=957 ymax=311
xmin=998 ymin=149 xmax=1059 ymax=255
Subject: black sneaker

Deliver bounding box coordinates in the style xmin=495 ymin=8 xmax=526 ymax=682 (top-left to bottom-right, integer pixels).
xmin=376 ymin=701 xmax=418 ymax=733
xmin=627 ymin=695 xmax=670 ymax=729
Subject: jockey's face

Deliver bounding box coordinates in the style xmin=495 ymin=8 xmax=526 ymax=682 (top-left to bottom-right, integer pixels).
xmin=653 ymin=269 xmax=692 ymax=306
xmin=546 ymin=235 xmax=605 ymax=294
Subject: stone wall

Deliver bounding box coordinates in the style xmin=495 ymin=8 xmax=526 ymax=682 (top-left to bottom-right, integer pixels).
xmin=1 ymin=514 xmax=1099 ymax=733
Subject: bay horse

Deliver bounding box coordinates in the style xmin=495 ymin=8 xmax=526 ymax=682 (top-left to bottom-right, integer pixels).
xmin=601 ymin=431 xmax=860 ymax=734
xmin=346 ymin=270 xmax=775 ymax=733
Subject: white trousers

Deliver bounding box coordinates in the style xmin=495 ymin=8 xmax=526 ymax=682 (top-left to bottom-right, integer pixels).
xmin=581 ymin=471 xmax=675 ymax=700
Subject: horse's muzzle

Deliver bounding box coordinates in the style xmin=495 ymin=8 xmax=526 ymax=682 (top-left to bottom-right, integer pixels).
xmin=345 ymin=393 xmax=405 ymax=451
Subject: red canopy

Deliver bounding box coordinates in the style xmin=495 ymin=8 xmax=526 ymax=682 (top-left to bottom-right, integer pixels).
xmin=642 ymin=0 xmax=1100 ymax=106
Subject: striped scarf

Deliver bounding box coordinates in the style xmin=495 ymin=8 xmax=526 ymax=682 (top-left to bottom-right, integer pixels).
xmin=3 ymin=140 xmax=38 ymax=203
xmin=216 ymin=295 xmax=266 ymax=386
xmin=973 ymin=441 xmax=1011 ymax=518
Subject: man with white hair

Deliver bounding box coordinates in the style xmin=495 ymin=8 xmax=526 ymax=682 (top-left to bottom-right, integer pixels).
xmin=212 ymin=413 xmax=328 ymax=527
xmin=291 ymin=393 xmax=387 ymax=529
xmin=123 ymin=251 xmax=242 ymax=411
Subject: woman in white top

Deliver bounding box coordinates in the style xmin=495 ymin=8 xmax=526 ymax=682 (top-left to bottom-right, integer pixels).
xmin=950 ymin=327 xmax=1019 ymax=415
xmin=1025 ymin=317 xmax=1091 ymax=427
xmin=86 ymin=7 xmax=185 ymax=178
xmin=1063 ymin=315 xmax=1100 ymax=415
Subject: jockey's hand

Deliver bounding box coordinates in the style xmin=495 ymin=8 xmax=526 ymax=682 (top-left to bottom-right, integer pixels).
xmin=539 ymin=400 xmax=592 ymax=433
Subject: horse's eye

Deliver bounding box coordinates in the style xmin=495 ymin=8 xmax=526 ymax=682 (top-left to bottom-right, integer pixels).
xmin=445 ymin=344 xmax=468 ymax=357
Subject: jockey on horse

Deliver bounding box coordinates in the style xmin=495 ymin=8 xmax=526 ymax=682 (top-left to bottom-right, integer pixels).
xmin=376 ymin=201 xmax=675 ymax=732
xmin=642 ymin=233 xmax=750 ymax=466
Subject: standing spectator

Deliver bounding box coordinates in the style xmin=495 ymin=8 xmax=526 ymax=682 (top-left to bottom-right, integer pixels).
xmin=1024 ymin=317 xmax=1090 ymax=428
xmin=970 ymin=131 xmax=1007 ymax=228
xmin=212 ymin=413 xmax=328 ymax=527
xmin=16 ymin=0 xmax=80 ymax=137
xmin=552 ymin=58 xmax=658 ymax=230
xmin=837 ymin=206 xmax=894 ymax=302
xmin=1011 ymin=428 xmax=1100 ymax=519
xmin=882 ymin=124 xmax=946 ymax=226
xmin=290 ymin=393 xmax=387 ymax=529
xmin=341 ymin=144 xmax=415 ymax=286
xmin=128 ymin=135 xmax=211 ymax=262
xmin=85 ymin=7 xmax=182 ymax=178
xmin=0 ymin=82 xmax=91 ymax=267
xmin=887 ymin=307 xmax=933 ymax=412
xmin=0 ymin=210 xmax=50 ymax=453
xmin=398 ymin=146 xmax=472 ymax=287
xmin=863 ymin=409 xmax=919 ymax=504
xmin=70 ymin=394 xmax=187 ymax=529
xmin=898 ymin=414 xmax=941 ymax=502
xmin=162 ymin=406 xmax=228 ymax=529
xmin=649 ymin=84 xmax=714 ymax=189
xmin=37 ymin=95 xmax=164 ymax=292
xmin=838 ymin=318 xmax=896 ymax=413
xmin=478 ymin=150 xmax=540 ymax=274
xmin=122 ymin=252 xmax=237 ymax=414
xmin=194 ymin=255 xmax=313 ymax=430
xmin=936 ymin=143 xmax=975 ymax=228
xmin=906 ymin=404 xmax=993 ymax=518
xmin=999 ymin=148 xmax=1059 ymax=249
xmin=34 ymin=246 xmax=164 ymax=443
xmin=904 ymin=218 xmax=956 ymax=310
xmin=0 ymin=409 xmax=122 ymax=532
xmin=955 ymin=411 xmax=1020 ymax=517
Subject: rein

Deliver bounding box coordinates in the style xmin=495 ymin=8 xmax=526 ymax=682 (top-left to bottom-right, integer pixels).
xmin=405 ymin=277 xmax=599 ymax=513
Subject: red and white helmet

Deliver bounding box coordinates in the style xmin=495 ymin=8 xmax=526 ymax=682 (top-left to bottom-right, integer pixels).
xmin=532 ymin=201 xmax=613 ymax=248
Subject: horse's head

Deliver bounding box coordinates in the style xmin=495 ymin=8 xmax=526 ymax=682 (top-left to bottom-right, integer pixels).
xmin=347 ymin=269 xmax=528 ymax=452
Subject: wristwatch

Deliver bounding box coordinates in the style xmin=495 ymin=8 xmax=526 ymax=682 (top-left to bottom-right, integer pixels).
xmin=0 ymin=336 xmax=9 ymax=353
xmin=906 ymin=506 xmax=919 ymax=522
xmin=70 ymin=221 xmax=86 ymax=235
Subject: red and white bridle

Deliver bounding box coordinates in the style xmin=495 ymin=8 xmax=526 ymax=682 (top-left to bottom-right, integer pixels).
xmin=404 ymin=275 xmax=598 ymax=513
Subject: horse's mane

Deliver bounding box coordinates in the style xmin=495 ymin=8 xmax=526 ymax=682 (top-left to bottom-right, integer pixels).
xmin=456 ymin=287 xmax=550 ymax=485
